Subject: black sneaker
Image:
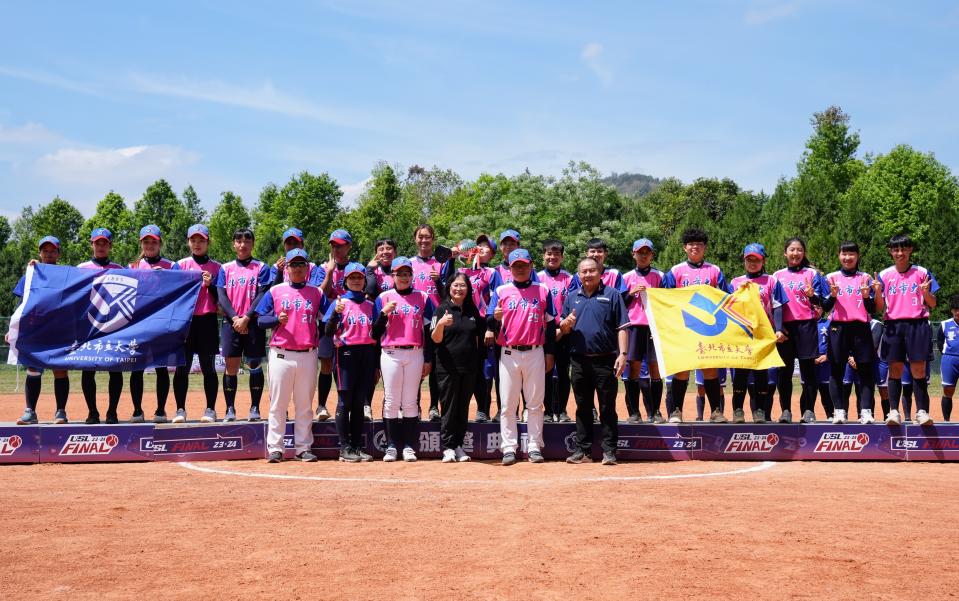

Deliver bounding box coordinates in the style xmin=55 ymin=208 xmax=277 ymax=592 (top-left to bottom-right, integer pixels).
xmin=627 ymin=413 xmax=641 ymax=424
xmin=592 ymin=408 xmax=600 ymax=424
xmin=85 ymin=412 xmax=100 ymax=425
xmin=502 ymin=451 xmax=517 ymax=466
xmin=491 ymin=412 xmax=500 ymax=423
xmin=601 ymin=451 xmax=617 ymax=466
xmin=339 ymin=447 xmax=361 ymax=463
xmin=543 ymin=414 xmax=554 ymax=423
xmin=557 ymin=412 xmax=572 ymax=423
xmin=428 ymin=407 xmax=441 ymax=422
xmin=355 ymin=448 xmax=373 ymax=462
xmin=105 ymin=412 xmax=119 ymax=425
xmin=267 ymin=451 xmax=283 ymax=463
xmin=474 ymin=411 xmax=490 ymax=423
xmin=528 ymin=450 xmax=545 ymax=463
xmin=296 ymin=450 xmax=318 ymax=462
xmin=566 ymin=449 xmax=591 ymax=464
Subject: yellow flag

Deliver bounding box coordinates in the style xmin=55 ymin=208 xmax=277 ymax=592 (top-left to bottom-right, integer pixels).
xmin=643 ymin=283 xmax=784 ymax=376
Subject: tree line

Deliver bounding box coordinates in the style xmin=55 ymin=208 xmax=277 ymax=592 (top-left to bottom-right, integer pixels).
xmin=2 ymin=106 xmax=957 ymax=319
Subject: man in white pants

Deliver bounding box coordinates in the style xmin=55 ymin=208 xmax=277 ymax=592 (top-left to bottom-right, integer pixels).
xmin=487 ymin=249 xmax=556 ymax=465
xmin=254 ymin=248 xmax=324 ymax=462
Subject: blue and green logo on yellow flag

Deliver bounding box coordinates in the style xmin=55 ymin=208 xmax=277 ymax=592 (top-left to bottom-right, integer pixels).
xmin=643 ymin=283 xmax=784 ymax=376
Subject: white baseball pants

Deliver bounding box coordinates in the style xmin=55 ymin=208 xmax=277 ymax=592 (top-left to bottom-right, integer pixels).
xmin=380 ymin=348 xmax=424 ymax=419
xmin=267 ymin=347 xmax=318 ymax=455
xmin=499 ymin=347 xmax=545 ymax=454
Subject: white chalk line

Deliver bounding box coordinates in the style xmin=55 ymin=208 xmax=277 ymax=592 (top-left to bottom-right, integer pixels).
xmin=176 ymin=460 xmax=777 ymax=485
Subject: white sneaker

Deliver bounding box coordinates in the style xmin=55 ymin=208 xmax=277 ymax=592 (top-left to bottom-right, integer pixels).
xmin=402 ymin=447 xmax=418 ymax=462
xmin=859 ymin=409 xmax=875 ymax=424
xmin=832 ymin=409 xmax=846 ymax=424
xmin=363 ymin=405 xmax=373 ymax=421
xmin=885 ymin=409 xmax=902 ymax=425
xmin=522 ymin=409 xmax=528 ymax=423
xmin=442 ymin=448 xmax=456 ymax=463
xmin=454 ymin=446 xmax=471 ymax=462
xmin=916 ymin=409 xmax=934 ymax=426
xmin=668 ymin=409 xmax=683 ymax=423
xmin=383 ymin=447 xmax=398 ymax=462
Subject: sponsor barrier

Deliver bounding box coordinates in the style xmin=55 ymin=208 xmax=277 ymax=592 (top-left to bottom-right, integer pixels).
xmin=5 ymin=422 xmax=959 ymax=464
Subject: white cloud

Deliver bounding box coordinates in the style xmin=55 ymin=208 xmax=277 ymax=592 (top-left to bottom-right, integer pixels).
xmin=580 ymin=42 xmax=613 ymax=86
xmin=34 ymin=145 xmax=199 ymax=186
xmin=0 ymin=122 xmax=63 ymax=145
xmin=0 ymin=65 xmax=103 ymax=96
xmin=339 ymin=178 xmax=371 ymax=208
xmin=744 ymin=2 xmax=801 ymax=26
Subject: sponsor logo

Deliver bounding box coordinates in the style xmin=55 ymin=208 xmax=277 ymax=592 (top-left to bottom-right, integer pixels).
xmin=724 ymin=432 xmax=779 ymax=453
xmin=373 ymin=430 xmax=387 ymax=452
xmin=891 ymin=436 xmax=959 ymax=452
xmin=59 ymin=433 xmax=119 ymax=456
xmin=88 ymin=273 xmax=138 ymax=333
xmin=814 ymin=431 xmax=869 ymax=453
xmin=0 ymin=435 xmax=24 ymax=456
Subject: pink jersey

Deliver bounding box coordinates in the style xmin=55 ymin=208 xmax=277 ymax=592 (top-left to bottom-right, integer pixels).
xmin=538 ymin=268 xmax=576 ymax=324
xmin=371 ymin=265 xmax=395 ymax=293
xmin=878 ymin=265 xmax=939 ymax=320
xmin=664 ymin=261 xmax=728 ymax=290
xmin=77 ymin=259 xmax=122 ymax=270
xmin=622 ymin=267 xmax=664 ymax=326
xmin=600 ymin=268 xmax=622 ymax=289
xmin=730 ymin=273 xmax=786 ymax=321
xmin=376 ymin=289 xmax=432 ymax=347
xmin=129 ymin=257 xmax=177 ymax=270
xmin=494 ymin=264 xmax=512 ymax=284
xmin=411 ymin=256 xmax=442 ymax=306
xmin=326 ymin=263 xmax=348 ymax=298
xmin=264 ymin=283 xmax=323 ymax=350
xmin=330 ymin=299 xmax=376 ymax=347
xmin=827 ymin=270 xmax=873 ymax=323
xmin=461 ymin=266 xmax=495 ymax=312
xmin=774 ymin=266 xmax=822 ymax=322
xmin=218 ymin=259 xmax=269 ymax=316
xmin=177 ymin=256 xmax=222 ymax=315
xmin=490 ymin=282 xmax=554 ymax=347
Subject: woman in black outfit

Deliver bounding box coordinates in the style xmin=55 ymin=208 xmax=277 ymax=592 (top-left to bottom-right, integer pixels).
xmin=431 ymin=273 xmax=487 ymax=462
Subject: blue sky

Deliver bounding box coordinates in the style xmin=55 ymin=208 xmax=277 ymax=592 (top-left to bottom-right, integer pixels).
xmin=1 ymin=0 xmax=957 ymax=218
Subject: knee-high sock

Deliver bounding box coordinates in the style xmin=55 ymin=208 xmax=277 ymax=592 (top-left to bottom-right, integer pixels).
xmin=624 ymin=379 xmax=640 ymax=417
xmin=887 ymin=378 xmax=902 ymax=414
xmin=385 ymin=418 xmax=402 ymax=449
xmin=172 ymin=366 xmax=190 ymax=411
xmin=913 ymin=379 xmax=930 ymax=413
xmin=25 ymin=374 xmax=41 ymax=411
xmin=249 ymin=367 xmax=264 ymax=410
xmin=107 ymin=372 xmax=122 ymax=415
xmin=798 ymin=359 xmax=816 ymax=414
xmin=54 ymin=377 xmax=69 ymax=412
xmin=695 ymin=394 xmax=705 ymax=420
xmin=317 ymin=372 xmax=333 ymax=409
xmin=671 ymin=378 xmax=688 ymax=412
xmin=703 ymin=378 xmax=722 ymax=414
xmin=943 ymin=395 xmax=954 ymax=422
xmin=818 ymin=383 xmax=833 ymax=418
xmin=155 ymin=369 xmax=170 ymax=414
xmin=903 ymin=383 xmax=914 ymax=417
xmin=777 ymin=365 xmax=792 ymax=414
xmin=648 ymin=379 xmax=663 ymax=418
xmin=223 ymin=374 xmax=238 ymax=409
xmin=81 ymin=371 xmax=98 ymax=414
xmin=200 ymin=356 xmax=218 ymax=410
xmin=129 ymin=370 xmax=144 ymax=414
xmin=402 ymin=417 xmax=419 ymax=450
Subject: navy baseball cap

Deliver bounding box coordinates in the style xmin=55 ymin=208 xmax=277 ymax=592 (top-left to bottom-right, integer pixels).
xmin=285 ymin=248 xmax=309 ymax=263
xmin=499 ymin=229 xmax=520 ymax=243
xmin=476 ymin=233 xmax=497 ymax=252
xmin=632 ymin=238 xmax=655 ymax=252
xmin=329 ymin=229 xmax=352 ymax=245
xmin=187 ymin=224 xmax=209 ymax=239
xmin=391 ymin=257 xmax=413 ymax=272
xmin=38 ymin=235 xmax=60 ymax=250
xmin=508 ymin=248 xmax=532 ymax=265
xmin=139 ymin=224 xmax=161 ymax=240
xmin=743 ymin=243 xmax=766 ymax=259
xmin=344 ymin=262 xmax=366 ymax=277
xmin=90 ymin=227 xmax=112 ymax=242
xmin=282 ymin=227 xmax=303 ymax=242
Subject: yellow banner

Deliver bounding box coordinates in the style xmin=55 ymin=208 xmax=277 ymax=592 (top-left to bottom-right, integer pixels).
xmin=643 ymin=283 xmax=784 ymax=376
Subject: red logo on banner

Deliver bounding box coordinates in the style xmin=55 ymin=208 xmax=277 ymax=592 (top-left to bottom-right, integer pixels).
xmin=814 ymin=432 xmax=870 ymax=453
xmin=0 ymin=435 xmax=23 ymax=456
xmin=59 ymin=433 xmax=120 ymax=456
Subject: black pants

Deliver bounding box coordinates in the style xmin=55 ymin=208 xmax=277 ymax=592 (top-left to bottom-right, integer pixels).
xmin=545 ymin=341 xmax=571 ymax=416
xmin=335 ymin=345 xmax=377 ymax=450
xmin=437 ymin=368 xmax=475 ymax=450
xmin=571 ymin=354 xmax=618 ymax=453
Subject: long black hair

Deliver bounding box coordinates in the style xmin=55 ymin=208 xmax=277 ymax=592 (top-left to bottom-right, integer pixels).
xmin=783 ymin=237 xmax=811 ymax=269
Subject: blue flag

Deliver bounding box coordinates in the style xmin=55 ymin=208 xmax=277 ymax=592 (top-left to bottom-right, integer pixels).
xmin=8 ymin=264 xmax=202 ymax=371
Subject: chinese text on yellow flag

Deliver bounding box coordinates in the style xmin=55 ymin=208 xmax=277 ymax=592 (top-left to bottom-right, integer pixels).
xmin=643 ymin=283 xmax=785 ymax=376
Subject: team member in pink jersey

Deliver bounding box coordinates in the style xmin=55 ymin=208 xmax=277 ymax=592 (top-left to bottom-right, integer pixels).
xmin=317 ymin=228 xmax=354 ymax=421
xmin=215 ymin=227 xmax=271 ymax=423
xmin=372 ymin=257 xmax=435 ymax=462
xmin=773 ymin=237 xmax=831 ymax=423
xmin=11 ymin=236 xmax=69 ymax=425
xmin=456 ymin=234 xmax=497 ymax=421
xmin=269 ymin=228 xmax=325 ymax=287
xmin=661 ymin=228 xmax=731 ymax=423
xmin=538 ymin=239 xmax=577 ymax=423
xmin=255 ymin=249 xmax=321 ymax=463
xmin=77 ymin=228 xmax=124 ymax=424
xmin=488 ymin=249 xmax=556 ymax=466
xmin=821 ymin=241 xmax=882 ymax=424
xmin=571 ymin=238 xmax=627 ymax=292
xmin=364 ymin=238 xmax=398 ymax=298
xmin=324 ymin=262 xmax=376 ymax=462
xmin=127 ymin=225 xmax=179 ymax=423
xmin=172 ymin=224 xmax=221 ymax=424
xmin=729 ymin=244 xmax=789 ymax=423
xmin=875 ymin=234 xmax=939 ymax=425
xmin=622 ymin=238 xmax=665 ymax=424
xmin=410 ymin=224 xmax=452 ymax=422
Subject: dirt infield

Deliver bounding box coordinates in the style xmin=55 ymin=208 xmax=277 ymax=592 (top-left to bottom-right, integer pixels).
xmin=3 ymin=383 xmax=958 ymax=600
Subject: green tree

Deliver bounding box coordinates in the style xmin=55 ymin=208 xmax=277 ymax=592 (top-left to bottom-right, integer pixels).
xmin=0 ymin=216 xmax=12 ymax=249
xmin=32 ymin=196 xmax=85 ymax=265
xmin=252 ymin=172 xmax=343 ymax=262
xmin=208 ymin=191 xmax=250 ymax=261
xmin=342 ymin=163 xmax=422 ymax=258
xmin=133 ymin=179 xmax=190 ymax=260
xmin=80 ymin=191 xmax=136 ymax=264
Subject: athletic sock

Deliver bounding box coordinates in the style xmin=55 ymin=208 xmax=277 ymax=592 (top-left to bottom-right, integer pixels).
xmin=402 ymin=417 xmax=419 ymax=450
xmin=173 ymin=366 xmax=189 ymax=411
xmin=201 ymin=360 xmax=218 ymax=411
xmin=155 ymin=368 xmax=170 ymax=414
xmin=648 ymin=379 xmax=663 ymax=417
xmin=249 ymin=367 xmax=264 ymax=411
xmin=54 ymin=377 xmax=69 ymax=412
xmin=903 ymin=383 xmax=914 ymax=417
xmin=913 ymin=378 xmax=930 ymax=414
xmin=943 ymin=396 xmax=953 ymax=422
xmin=671 ymin=378 xmax=688 ymax=413
xmin=129 ymin=370 xmax=144 ymax=415
xmin=25 ymin=374 xmax=41 ymax=411
xmin=81 ymin=371 xmax=98 ymax=415
xmin=703 ymin=378 xmax=722 ymax=414
xmin=317 ymin=372 xmax=333 ymax=410
xmin=624 ymin=379 xmax=640 ymax=417
xmin=223 ymin=374 xmax=238 ymax=409
xmin=818 ymin=383 xmax=833 ymax=418
xmin=335 ymin=391 xmax=349 ymax=445
xmin=695 ymin=394 xmax=705 ymax=420
xmin=385 ymin=418 xmax=402 ymax=449
xmin=887 ymin=378 xmax=902 ymax=414
xmin=107 ymin=372 xmax=122 ymax=415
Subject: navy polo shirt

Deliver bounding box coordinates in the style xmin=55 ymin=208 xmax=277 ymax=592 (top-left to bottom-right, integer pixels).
xmin=560 ymin=283 xmax=628 ymax=355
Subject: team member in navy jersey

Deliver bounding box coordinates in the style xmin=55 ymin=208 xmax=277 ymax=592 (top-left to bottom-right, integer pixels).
xmin=11 ymin=236 xmax=70 ymax=424
xmin=365 ymin=238 xmax=398 ymax=298
xmin=937 ymin=295 xmax=959 ymax=421
xmin=216 ymin=228 xmax=271 ymax=423
xmin=432 ymin=273 xmax=486 ymax=462
xmin=77 ymin=228 xmax=124 ymax=424
xmin=571 ymin=238 xmax=627 ymax=292
xmin=127 ymin=225 xmax=179 ymax=423
xmin=324 ymin=263 xmax=375 ymax=462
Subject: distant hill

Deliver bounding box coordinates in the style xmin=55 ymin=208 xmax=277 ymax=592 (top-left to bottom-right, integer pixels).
xmin=602 ymin=172 xmax=663 ymax=198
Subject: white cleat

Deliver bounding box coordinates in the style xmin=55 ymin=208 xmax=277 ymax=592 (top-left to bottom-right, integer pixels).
xmin=831 ymin=409 xmax=846 ymax=424
xmin=442 ymin=448 xmax=456 ymax=463
xmin=859 ymin=409 xmax=875 ymax=424
xmin=885 ymin=409 xmax=902 ymax=426
xmin=916 ymin=409 xmax=934 ymax=426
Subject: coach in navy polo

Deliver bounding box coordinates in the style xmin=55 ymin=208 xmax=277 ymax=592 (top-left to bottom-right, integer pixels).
xmin=560 ymin=258 xmax=629 ymax=465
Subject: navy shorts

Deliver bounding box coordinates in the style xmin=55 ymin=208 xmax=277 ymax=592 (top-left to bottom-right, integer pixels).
xmin=880 ymin=319 xmax=932 ymax=363
xmin=942 ymin=355 xmax=959 ymax=387
xmin=843 ymin=363 xmax=859 ymax=385
xmin=815 ymin=362 xmax=831 ymax=384
xmin=827 ymin=321 xmax=876 ymax=365
xmin=334 ymin=344 xmax=378 ymax=392
xmin=185 ymin=313 xmax=220 ymax=357
xmin=877 ymin=360 xmax=889 ymax=386
xmin=626 ymin=325 xmax=656 ymax=363
xmin=777 ymin=319 xmax=819 ymax=363
xmin=318 ymin=334 xmax=335 ymax=360
xmin=220 ymin=321 xmax=265 ymax=359
xmin=695 ymin=368 xmax=726 ymax=386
